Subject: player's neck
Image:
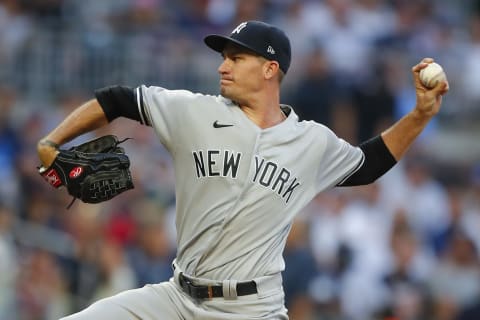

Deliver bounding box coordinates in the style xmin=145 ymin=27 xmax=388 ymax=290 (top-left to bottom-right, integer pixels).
xmin=236 ymin=84 xmax=284 ymax=129
xmin=239 ymin=100 xmax=285 ymax=129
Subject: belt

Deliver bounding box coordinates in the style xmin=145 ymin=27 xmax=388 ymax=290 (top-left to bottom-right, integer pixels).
xmin=178 ymin=272 xmax=257 ymax=299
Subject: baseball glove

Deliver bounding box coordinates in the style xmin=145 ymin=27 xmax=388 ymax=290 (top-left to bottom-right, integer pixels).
xmin=39 ymin=135 xmax=134 ymax=208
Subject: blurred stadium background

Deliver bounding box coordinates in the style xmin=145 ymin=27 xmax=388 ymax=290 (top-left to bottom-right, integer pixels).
xmin=0 ymin=0 xmax=480 ymax=319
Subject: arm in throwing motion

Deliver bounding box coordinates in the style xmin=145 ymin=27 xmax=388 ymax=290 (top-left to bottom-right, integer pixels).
xmin=339 ymin=58 xmax=449 ymax=187
xmin=381 ymin=57 xmax=449 ymax=160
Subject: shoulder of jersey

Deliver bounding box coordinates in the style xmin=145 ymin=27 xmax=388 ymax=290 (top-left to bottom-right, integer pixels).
xmin=296 ymin=118 xmax=330 ymax=131
xmin=158 ymin=89 xmax=230 ymax=106
xmin=189 ymin=93 xmax=236 ymax=110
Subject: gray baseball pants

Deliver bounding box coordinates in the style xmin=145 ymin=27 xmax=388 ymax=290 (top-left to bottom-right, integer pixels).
xmin=59 ymin=266 xmax=288 ymax=320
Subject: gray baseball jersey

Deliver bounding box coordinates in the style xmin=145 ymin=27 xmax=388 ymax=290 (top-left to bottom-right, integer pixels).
xmin=136 ymin=85 xmax=364 ymax=281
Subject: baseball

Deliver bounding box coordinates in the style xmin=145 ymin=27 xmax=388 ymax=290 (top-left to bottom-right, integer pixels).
xmin=419 ymin=62 xmax=447 ymax=88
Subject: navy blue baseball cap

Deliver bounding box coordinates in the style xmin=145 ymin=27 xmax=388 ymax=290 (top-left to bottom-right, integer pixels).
xmin=204 ymin=21 xmax=291 ymax=74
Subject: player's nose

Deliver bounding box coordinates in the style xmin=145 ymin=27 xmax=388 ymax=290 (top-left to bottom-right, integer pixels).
xmin=218 ymin=59 xmax=231 ymax=74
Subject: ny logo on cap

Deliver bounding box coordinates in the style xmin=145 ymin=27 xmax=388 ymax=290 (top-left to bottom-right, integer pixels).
xmin=232 ymin=22 xmax=248 ymax=34
xmin=267 ymin=46 xmax=275 ymax=54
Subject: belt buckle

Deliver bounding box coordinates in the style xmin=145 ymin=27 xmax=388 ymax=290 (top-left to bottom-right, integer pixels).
xmin=180 ymin=272 xmax=214 ymax=299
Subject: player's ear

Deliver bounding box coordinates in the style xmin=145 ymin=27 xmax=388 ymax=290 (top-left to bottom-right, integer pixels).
xmin=263 ymin=61 xmax=280 ymax=80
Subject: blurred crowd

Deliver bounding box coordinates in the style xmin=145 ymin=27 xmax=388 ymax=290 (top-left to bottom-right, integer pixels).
xmin=0 ymin=0 xmax=480 ymax=319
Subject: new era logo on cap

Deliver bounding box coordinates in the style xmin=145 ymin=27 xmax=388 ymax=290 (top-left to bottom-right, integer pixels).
xmin=204 ymin=20 xmax=291 ymax=74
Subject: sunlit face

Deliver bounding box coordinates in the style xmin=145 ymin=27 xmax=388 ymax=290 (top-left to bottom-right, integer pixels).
xmin=217 ymin=43 xmax=267 ymax=104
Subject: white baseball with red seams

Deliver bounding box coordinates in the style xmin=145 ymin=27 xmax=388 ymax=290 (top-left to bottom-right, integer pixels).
xmin=419 ymin=62 xmax=447 ymax=88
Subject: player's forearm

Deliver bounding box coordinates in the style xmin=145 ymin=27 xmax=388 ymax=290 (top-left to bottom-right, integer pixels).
xmin=40 ymin=99 xmax=109 ymax=146
xmin=37 ymin=99 xmax=109 ymax=167
xmin=380 ymin=108 xmax=433 ymax=161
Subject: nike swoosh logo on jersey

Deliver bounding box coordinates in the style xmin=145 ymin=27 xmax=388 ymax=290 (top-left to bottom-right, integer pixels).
xmin=213 ymin=120 xmax=234 ymax=128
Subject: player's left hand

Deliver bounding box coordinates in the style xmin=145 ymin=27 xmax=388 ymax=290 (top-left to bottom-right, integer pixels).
xmin=38 ymin=135 xmax=134 ymax=207
xmin=412 ymin=57 xmax=449 ymax=118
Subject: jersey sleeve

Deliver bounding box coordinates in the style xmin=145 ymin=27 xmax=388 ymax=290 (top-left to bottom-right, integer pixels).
xmin=135 ymin=85 xmax=199 ymax=151
xmin=315 ymin=126 xmax=365 ymax=191
xmin=339 ymin=135 xmax=397 ymax=186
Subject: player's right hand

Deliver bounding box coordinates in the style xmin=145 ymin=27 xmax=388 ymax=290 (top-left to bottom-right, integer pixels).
xmin=411 ymin=58 xmax=449 ymax=119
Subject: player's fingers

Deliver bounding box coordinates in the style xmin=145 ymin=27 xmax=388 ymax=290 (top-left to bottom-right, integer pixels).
xmin=432 ymin=80 xmax=449 ymax=95
xmin=421 ymin=57 xmax=434 ymax=64
xmin=412 ymin=58 xmax=434 ymax=73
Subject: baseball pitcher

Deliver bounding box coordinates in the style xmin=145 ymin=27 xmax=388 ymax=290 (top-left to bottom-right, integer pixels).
xmin=37 ymin=21 xmax=448 ymax=319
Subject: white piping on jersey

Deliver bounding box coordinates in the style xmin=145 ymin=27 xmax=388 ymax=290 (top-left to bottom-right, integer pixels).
xmin=136 ymin=87 xmax=146 ymax=125
xmin=336 ymin=149 xmax=365 ymax=186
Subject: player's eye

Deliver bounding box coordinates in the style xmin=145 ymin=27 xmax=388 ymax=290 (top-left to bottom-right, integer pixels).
xmin=220 ymin=54 xmax=234 ymax=61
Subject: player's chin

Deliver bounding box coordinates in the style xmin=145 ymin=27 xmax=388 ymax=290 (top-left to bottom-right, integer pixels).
xmin=220 ymin=86 xmax=233 ymax=99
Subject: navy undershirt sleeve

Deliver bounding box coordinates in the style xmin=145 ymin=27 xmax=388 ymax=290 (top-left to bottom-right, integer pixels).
xmin=94 ymin=85 xmax=140 ymax=123
xmin=339 ymin=135 xmax=397 ymax=186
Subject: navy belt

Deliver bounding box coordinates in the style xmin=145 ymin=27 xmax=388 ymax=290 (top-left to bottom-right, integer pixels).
xmin=178 ymin=272 xmax=257 ymax=299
